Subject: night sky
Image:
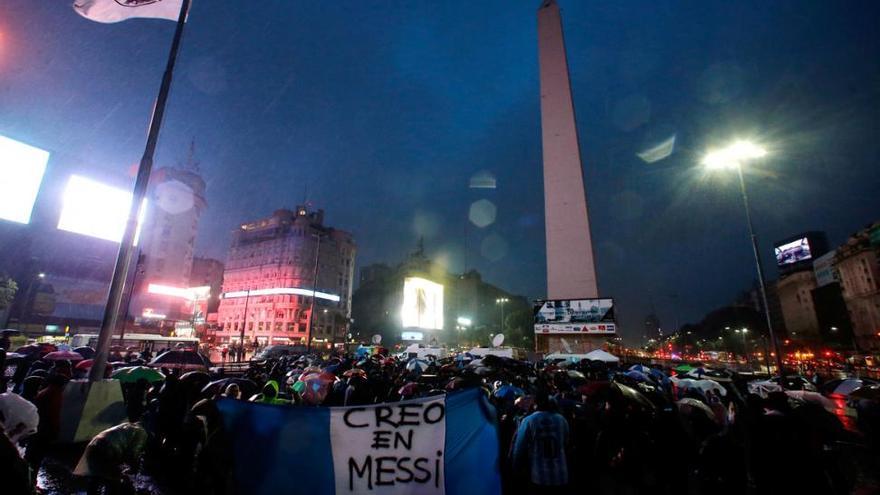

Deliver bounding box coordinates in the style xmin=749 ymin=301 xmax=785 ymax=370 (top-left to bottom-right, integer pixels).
xmin=1 ymin=0 xmax=878 ymax=344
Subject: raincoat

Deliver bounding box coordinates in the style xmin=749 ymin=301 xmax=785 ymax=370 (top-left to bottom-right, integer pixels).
xmin=251 ymin=380 xmax=290 ymax=405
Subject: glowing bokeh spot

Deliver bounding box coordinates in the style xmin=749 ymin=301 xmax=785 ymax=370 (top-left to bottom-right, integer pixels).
xmin=468 ymin=199 xmax=496 ymax=228
xmin=480 ymin=233 xmax=508 ymax=262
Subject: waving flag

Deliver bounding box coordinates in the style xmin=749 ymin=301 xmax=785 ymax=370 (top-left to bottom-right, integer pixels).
xmin=73 ymin=0 xmax=184 ymax=23
xmin=217 ymin=388 xmax=502 ymax=495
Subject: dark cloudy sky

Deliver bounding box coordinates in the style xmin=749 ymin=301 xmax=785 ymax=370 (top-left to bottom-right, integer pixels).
xmin=1 ymin=0 xmax=878 ymax=343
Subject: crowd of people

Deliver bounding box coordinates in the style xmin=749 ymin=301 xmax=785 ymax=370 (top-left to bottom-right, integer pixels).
xmin=1 ymin=342 xmax=877 ymax=495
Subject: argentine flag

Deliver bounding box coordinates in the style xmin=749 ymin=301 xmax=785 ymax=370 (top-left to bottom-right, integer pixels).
xmin=218 ymin=388 xmax=502 ymax=495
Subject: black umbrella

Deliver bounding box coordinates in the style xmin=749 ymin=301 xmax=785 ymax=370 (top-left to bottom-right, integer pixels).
xmin=73 ymin=346 xmax=96 ymax=359
xmin=1 ymin=329 xmax=21 ymax=337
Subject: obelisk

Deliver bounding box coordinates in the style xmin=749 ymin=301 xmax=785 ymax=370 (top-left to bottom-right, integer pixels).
xmin=538 ymin=0 xmax=598 ymax=300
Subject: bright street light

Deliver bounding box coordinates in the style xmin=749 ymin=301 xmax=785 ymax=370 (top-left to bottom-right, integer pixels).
xmin=703 ymin=138 xmax=783 ymax=376
xmin=702 ymin=140 xmax=766 ymax=170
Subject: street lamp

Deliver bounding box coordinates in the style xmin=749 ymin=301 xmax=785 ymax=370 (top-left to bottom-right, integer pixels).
xmin=702 ymin=139 xmax=784 ymax=375
xmin=495 ymin=297 xmax=509 ymax=333
xmin=735 ymin=328 xmax=750 ymax=367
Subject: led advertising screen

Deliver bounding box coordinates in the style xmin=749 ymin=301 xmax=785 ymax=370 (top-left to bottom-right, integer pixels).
xmin=57 ymin=175 xmax=145 ymax=243
xmin=774 ymin=237 xmax=812 ymax=266
xmin=401 ymin=277 xmax=444 ymax=329
xmin=534 ymin=298 xmax=616 ymax=334
xmin=0 ymin=134 xmax=50 ymax=224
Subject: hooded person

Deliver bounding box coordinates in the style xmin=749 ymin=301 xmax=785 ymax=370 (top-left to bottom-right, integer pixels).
xmin=74 ymin=422 xmax=148 ymax=494
xmin=249 ymin=380 xmax=289 ymax=405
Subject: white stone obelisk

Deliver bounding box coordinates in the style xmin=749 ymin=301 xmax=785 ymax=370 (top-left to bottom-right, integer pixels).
xmin=538 ymin=0 xmax=598 ymax=300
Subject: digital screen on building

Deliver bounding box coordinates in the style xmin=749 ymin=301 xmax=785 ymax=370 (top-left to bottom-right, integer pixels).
xmin=774 ymin=237 xmax=812 ymax=266
xmin=0 ymin=134 xmax=50 ymax=224
xmin=57 ymin=175 xmax=145 ymax=243
xmin=534 ymin=298 xmax=616 ymax=334
xmin=401 ymin=277 xmax=444 ymax=329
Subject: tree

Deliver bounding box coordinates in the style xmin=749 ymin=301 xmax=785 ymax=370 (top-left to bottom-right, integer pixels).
xmin=0 ymin=276 xmax=18 ymax=310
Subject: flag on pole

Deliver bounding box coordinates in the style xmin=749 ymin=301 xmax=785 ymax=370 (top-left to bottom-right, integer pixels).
xmin=73 ymin=0 xmax=184 ymax=23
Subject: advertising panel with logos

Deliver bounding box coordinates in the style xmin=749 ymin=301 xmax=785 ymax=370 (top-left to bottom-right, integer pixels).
xmin=534 ymin=298 xmax=616 ymax=334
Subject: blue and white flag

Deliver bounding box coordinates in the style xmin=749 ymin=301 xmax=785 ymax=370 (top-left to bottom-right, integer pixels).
xmin=217 ymin=388 xmax=502 ymax=495
xmin=73 ymin=0 xmax=184 ymax=23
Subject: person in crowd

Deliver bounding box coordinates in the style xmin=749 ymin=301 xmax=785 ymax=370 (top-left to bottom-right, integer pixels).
xmin=74 ymin=422 xmax=147 ymax=495
xmin=511 ymin=391 xmax=570 ymax=494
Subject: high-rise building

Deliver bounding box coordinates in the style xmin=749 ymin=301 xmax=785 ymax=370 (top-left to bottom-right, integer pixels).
xmin=836 ymin=222 xmax=880 ymax=350
xmin=776 ymin=270 xmax=821 ymax=342
xmin=536 ymin=0 xmax=606 ymax=354
xmin=213 ymin=207 xmax=356 ymax=348
xmin=190 ymin=257 xmax=224 ymax=315
xmin=129 ymin=144 xmax=207 ymax=324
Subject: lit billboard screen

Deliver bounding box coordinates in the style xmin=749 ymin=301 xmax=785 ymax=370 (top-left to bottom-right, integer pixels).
xmin=534 ymin=298 xmax=616 ymax=334
xmin=401 ymin=277 xmax=444 ymax=329
xmin=774 ymin=237 xmax=812 ymax=266
xmin=57 ymin=175 xmax=145 ymax=243
xmin=0 ymin=134 xmax=50 ymax=224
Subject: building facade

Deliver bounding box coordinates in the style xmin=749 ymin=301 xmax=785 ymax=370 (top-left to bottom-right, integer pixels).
xmin=836 ymin=222 xmax=880 ymax=350
xmin=129 ymin=150 xmax=207 ymax=324
xmin=776 ymin=270 xmax=821 ymax=342
xmin=213 ymin=207 xmax=356 ymax=348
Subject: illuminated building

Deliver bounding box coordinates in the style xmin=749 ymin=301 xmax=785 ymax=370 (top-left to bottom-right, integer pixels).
xmin=836 ymin=222 xmax=880 ymax=350
xmin=129 ymin=144 xmax=207 ymax=324
xmin=212 ymin=206 xmax=355 ymax=346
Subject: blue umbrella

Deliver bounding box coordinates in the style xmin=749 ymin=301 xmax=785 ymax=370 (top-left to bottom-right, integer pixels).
xmin=629 ymin=364 xmax=649 ymax=373
xmin=494 ymin=384 xmax=524 ymax=401
xmin=625 ymin=370 xmax=650 ymax=382
xmin=406 ymin=359 xmax=429 ymax=373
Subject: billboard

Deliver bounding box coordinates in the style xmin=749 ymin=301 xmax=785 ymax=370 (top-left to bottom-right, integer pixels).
xmin=774 ymin=237 xmax=812 ymax=266
xmin=534 ymin=298 xmax=616 ymax=334
xmin=401 ymin=277 xmax=444 ymax=329
xmin=57 ymin=175 xmax=146 ymax=243
xmin=813 ymin=250 xmax=838 ymax=288
xmin=0 ymin=134 xmax=50 ymax=224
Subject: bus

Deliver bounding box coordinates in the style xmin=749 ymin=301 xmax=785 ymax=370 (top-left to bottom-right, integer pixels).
xmin=69 ymin=333 xmax=200 ymax=353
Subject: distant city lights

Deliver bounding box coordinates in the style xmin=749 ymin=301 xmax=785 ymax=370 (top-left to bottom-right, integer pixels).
xmin=148 ymin=283 xmax=211 ymax=301
xmin=221 ymin=287 xmax=341 ymax=303
xmin=0 ymin=134 xmax=50 ymax=224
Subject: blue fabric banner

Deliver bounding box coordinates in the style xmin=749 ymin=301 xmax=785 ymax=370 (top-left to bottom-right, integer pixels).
xmin=217 ymin=388 xmax=501 ymax=495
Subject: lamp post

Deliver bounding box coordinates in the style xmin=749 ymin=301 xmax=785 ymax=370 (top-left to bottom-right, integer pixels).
xmin=238 ymin=290 xmax=251 ymax=362
xmin=702 ymin=140 xmax=784 ymax=376
xmin=495 ymin=297 xmax=509 ymax=333
xmin=306 ymin=232 xmax=324 ymax=354
xmin=735 ymin=328 xmax=750 ymax=368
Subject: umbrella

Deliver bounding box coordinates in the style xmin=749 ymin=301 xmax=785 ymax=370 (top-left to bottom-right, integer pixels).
xmin=686 ymin=367 xmax=709 ymax=378
xmin=514 ymin=395 xmax=535 ymax=412
xmin=398 ymin=382 xmax=420 ymax=397
xmin=202 ymin=378 xmax=258 ymax=398
xmin=75 ymin=359 xmax=95 ymax=371
xmin=785 ymin=390 xmax=836 ymax=413
xmin=672 ymin=377 xmax=726 ymax=397
xmin=42 ymin=350 xmax=84 ymax=362
xmin=300 ymin=372 xmax=337 ymax=405
xmin=747 ymin=379 xmax=783 ymax=398
xmin=111 ymin=366 xmax=165 ymax=383
xmin=849 ymin=385 xmax=880 ymax=402
xmin=566 ymin=370 xmax=586 ymax=380
xmin=1 ymin=329 xmax=21 ymax=337
xmin=676 ymin=398 xmax=719 ymax=424
xmin=180 ymin=371 xmax=211 ymax=389
xmin=494 ymin=384 xmax=524 ymax=401
xmin=343 ymin=368 xmax=367 ymax=378
xmin=674 ymin=364 xmax=695 ymax=374
xmin=624 ymin=370 xmax=650 ymax=382
xmin=0 ymin=392 xmax=39 ymax=443
xmin=73 ymin=347 xmax=96 ymax=360
xmin=823 ymin=378 xmax=877 ymax=398
xmin=406 ymin=359 xmax=429 ymax=374
xmin=629 ymin=364 xmax=650 ymax=373
xmin=148 ymin=350 xmax=210 ymax=371
xmin=445 ymin=377 xmax=466 ymax=391
xmin=612 ymin=382 xmax=656 ymax=411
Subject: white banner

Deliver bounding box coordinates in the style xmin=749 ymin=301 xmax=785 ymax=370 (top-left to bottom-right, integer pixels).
xmin=73 ymin=0 xmax=183 ymax=24
xmin=330 ymin=396 xmax=446 ymax=495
